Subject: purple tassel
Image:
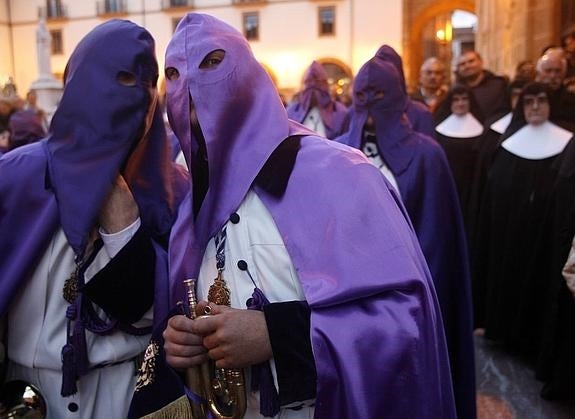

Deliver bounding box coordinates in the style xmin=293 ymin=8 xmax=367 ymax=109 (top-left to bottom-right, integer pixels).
xmin=61 ymin=343 xmax=78 ymax=396
xmin=73 ymin=320 xmax=89 ymax=376
xmin=254 ymin=363 xmax=280 ymax=417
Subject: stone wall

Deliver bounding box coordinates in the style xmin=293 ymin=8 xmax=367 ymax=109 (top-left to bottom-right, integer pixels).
xmin=403 ymin=0 xmax=561 ymax=87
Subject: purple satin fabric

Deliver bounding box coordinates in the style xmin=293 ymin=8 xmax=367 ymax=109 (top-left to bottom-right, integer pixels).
xmin=375 ymin=45 xmax=435 ymax=137
xmin=166 ymin=12 xmax=456 ymax=418
xmin=47 ymin=19 xmax=174 ymax=256
xmin=336 ymin=55 xmax=476 ymax=419
xmin=0 ymin=19 xmax=180 ymax=322
xmin=286 ymin=61 xmax=349 ymax=139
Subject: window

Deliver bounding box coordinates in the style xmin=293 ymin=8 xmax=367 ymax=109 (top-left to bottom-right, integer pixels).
xmin=50 ymin=29 xmax=63 ymax=55
xmin=318 ymin=6 xmax=335 ymax=36
xmin=105 ymin=0 xmax=124 ymax=13
xmin=243 ymin=12 xmax=259 ymax=41
xmin=46 ymin=0 xmax=64 ymax=18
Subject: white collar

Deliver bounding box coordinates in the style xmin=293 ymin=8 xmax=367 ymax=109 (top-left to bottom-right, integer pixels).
xmin=490 ymin=113 xmax=512 ymax=134
xmin=435 ymin=113 xmax=484 ymax=138
xmin=501 ymin=121 xmax=572 ymax=160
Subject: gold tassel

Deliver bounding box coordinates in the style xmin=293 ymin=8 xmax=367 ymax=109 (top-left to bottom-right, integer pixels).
xmin=139 ymin=395 xmax=194 ymax=419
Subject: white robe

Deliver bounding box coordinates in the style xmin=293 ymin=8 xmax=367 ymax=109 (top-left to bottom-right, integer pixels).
xmin=302 ymin=107 xmax=326 ymax=138
xmin=7 ymin=220 xmax=151 ymax=419
xmin=362 ymin=141 xmax=401 ymax=196
xmin=196 ymin=190 xmax=314 ymax=419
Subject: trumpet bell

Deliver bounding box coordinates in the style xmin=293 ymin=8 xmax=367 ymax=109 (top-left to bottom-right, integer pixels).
xmin=0 ymin=380 xmax=47 ymax=419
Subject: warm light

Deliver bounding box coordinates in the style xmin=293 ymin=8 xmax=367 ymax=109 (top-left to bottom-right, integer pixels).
xmin=436 ymin=21 xmax=453 ymax=43
xmin=265 ymin=52 xmax=311 ymax=89
xmin=445 ymin=21 xmax=453 ymax=42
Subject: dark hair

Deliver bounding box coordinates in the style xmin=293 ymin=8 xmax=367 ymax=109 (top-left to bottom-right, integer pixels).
xmin=508 ymin=78 xmax=527 ymax=92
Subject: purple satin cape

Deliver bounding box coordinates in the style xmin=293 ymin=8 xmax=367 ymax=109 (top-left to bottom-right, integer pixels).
xmin=375 ymin=45 xmax=434 ymax=137
xmin=0 ymin=19 xmax=182 ymax=320
xmin=166 ymin=13 xmax=456 ymax=418
xmin=337 ymin=56 xmax=476 ymax=419
xmin=286 ymin=61 xmax=349 ymax=139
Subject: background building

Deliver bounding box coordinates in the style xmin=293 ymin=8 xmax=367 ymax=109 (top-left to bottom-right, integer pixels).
xmin=0 ymin=0 xmax=402 ymax=102
xmin=0 ymin=0 xmax=573 ymax=102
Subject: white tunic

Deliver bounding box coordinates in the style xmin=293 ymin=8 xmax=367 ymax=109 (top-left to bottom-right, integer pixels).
xmin=196 ymin=190 xmax=314 ymax=419
xmin=7 ymin=220 xmax=151 ymax=419
xmin=302 ymin=107 xmax=326 ymax=138
xmin=362 ymin=141 xmax=401 ymax=196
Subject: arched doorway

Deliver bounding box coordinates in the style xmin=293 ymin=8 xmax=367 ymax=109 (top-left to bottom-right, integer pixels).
xmin=405 ymin=0 xmax=475 ymax=91
xmin=317 ymin=58 xmax=353 ymax=106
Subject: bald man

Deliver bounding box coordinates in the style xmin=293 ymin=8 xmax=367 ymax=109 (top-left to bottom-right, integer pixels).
xmin=411 ymin=57 xmax=448 ymax=112
xmin=536 ymin=48 xmax=575 ymax=128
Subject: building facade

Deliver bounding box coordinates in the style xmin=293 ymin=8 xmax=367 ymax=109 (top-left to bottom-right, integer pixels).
xmin=1 ymin=0 xmax=573 ymax=101
xmin=0 ymin=0 xmax=402 ymax=100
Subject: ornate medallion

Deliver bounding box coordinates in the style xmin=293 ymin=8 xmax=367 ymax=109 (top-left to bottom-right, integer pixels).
xmin=63 ymin=266 xmax=79 ymax=303
xmin=207 ymin=271 xmax=231 ymax=307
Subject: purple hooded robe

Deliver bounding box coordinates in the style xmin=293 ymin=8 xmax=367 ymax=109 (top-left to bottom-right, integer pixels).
xmin=163 ymin=13 xmax=456 ymax=419
xmin=0 ymin=19 xmax=184 ymax=395
xmin=375 ymin=45 xmax=435 ymax=138
xmin=286 ymin=61 xmax=349 ymax=139
xmin=336 ymin=57 xmax=476 ymax=419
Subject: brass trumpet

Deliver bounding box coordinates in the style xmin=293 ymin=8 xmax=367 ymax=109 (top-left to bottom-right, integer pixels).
xmin=183 ymin=278 xmax=247 ymax=419
xmin=0 ymin=380 xmax=47 ymax=419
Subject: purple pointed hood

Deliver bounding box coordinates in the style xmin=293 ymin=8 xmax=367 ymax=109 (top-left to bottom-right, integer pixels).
xmin=46 ymin=19 xmax=174 ymax=256
xmin=297 ymin=61 xmax=332 ymax=111
xmin=375 ymin=44 xmax=408 ymax=94
xmin=337 ymin=57 xmax=414 ymax=175
xmin=165 ymin=13 xmax=298 ymax=252
xmin=286 ymin=61 xmax=349 ymax=139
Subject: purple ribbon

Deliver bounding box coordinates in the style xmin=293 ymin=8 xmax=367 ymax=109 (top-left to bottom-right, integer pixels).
xmin=247 ymin=287 xmax=280 ymax=417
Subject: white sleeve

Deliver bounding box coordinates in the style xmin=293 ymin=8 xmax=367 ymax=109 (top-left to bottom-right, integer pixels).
xmin=84 ymin=218 xmax=141 ymax=281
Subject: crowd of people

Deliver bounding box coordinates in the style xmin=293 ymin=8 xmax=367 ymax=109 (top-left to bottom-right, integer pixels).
xmin=0 ymin=90 xmax=47 ymax=156
xmin=1 ymin=12 xmax=574 ymax=419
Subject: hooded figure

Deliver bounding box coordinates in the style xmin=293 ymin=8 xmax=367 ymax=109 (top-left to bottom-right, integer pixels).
xmin=132 ymin=12 xmax=456 ymax=419
xmin=8 ymin=109 xmax=46 ymax=150
xmin=375 ymin=45 xmax=435 ymax=137
xmin=336 ymin=56 xmax=476 ymax=419
xmin=472 ymin=82 xmax=572 ymax=360
xmin=286 ymin=61 xmax=349 ymax=139
xmin=0 ymin=20 xmax=184 ymax=418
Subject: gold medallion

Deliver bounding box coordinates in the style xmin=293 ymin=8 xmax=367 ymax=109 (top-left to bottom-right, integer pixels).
xmin=63 ymin=266 xmax=79 ymax=303
xmin=207 ymin=271 xmax=231 ymax=307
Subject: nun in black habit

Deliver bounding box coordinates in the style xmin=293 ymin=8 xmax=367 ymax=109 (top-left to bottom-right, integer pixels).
xmin=467 ymin=79 xmax=524 ymax=248
xmin=472 ymin=83 xmax=572 ymax=361
xmin=534 ymin=136 xmax=575 ymax=402
xmin=433 ymin=84 xmax=484 ymax=233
